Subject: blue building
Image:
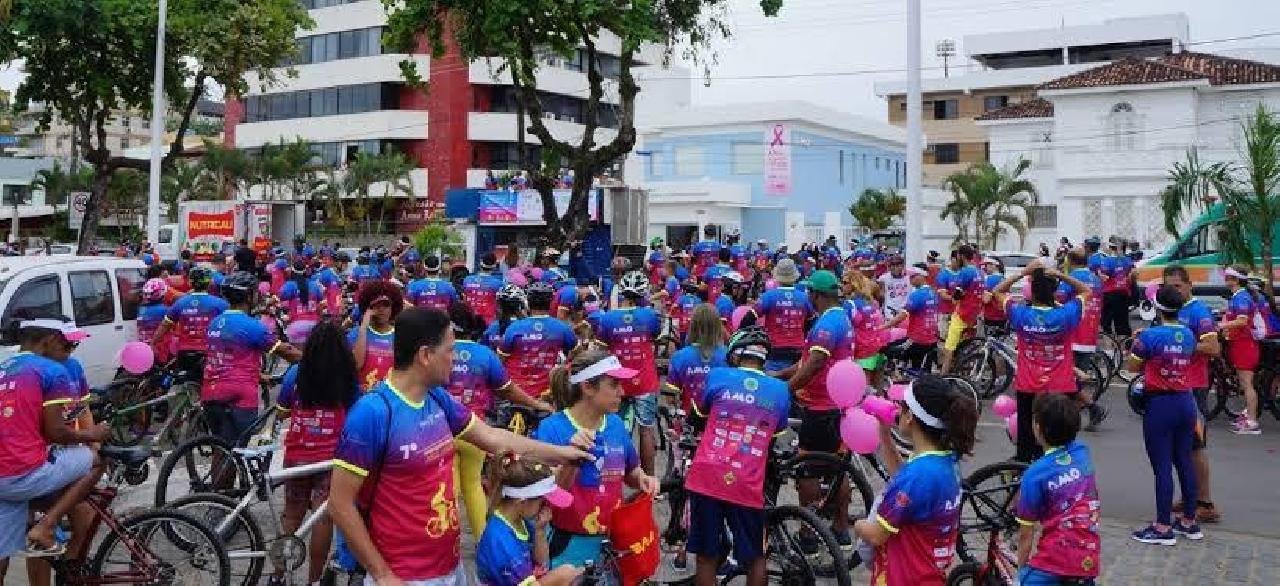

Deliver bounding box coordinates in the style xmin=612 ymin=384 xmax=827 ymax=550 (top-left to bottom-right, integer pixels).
xmin=633 ymin=101 xmax=906 ymax=251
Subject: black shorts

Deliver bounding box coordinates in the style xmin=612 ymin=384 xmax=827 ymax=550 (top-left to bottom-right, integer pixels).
xmin=798 ymin=409 xmax=842 ymax=453
xmin=884 ymin=340 xmax=936 ymax=369
xmin=687 ymin=493 xmax=766 ymax=564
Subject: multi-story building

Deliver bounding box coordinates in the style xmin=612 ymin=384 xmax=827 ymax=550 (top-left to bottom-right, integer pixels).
xmin=226 ymin=0 xmax=682 ymax=230
xmin=634 ymin=101 xmax=906 ymax=250
xmin=10 ymin=103 xmax=154 ymax=159
xmin=874 ymin=14 xmax=1189 ymax=187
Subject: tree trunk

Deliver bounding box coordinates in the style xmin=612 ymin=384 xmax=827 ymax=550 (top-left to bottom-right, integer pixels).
xmin=1264 ymin=233 xmax=1275 ymax=299
xmin=76 ymin=166 xmax=113 ymax=254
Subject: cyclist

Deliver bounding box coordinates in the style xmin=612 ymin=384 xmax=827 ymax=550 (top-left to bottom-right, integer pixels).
xmin=989 ymin=260 xmax=1091 ymax=463
xmin=853 ymin=374 xmax=976 ymax=586
xmin=1098 ymin=239 xmax=1135 ymax=337
xmin=691 ymin=225 xmax=720 ymax=278
xmin=203 ymin=272 xmax=301 ymax=447
xmin=1162 ymin=265 xmax=1221 ymax=524
xmin=279 ymin=260 xmax=326 ymax=346
xmin=151 ymin=265 xmax=228 ymax=377
xmin=686 ymin=326 xmax=790 ymax=586
xmin=647 ymin=237 xmax=666 ymax=285
xmin=669 ymin=278 xmax=704 ymax=344
xmin=939 ymin=245 xmax=982 ymax=374
xmin=775 ymin=270 xmax=855 ymax=547
xmin=275 ymin=321 xmax=359 ymax=585
xmin=464 ymin=254 xmax=505 ymax=325
xmin=845 ymin=272 xmax=888 ymax=386
xmin=536 ymin=346 xmax=659 ymax=568
xmin=883 ymin=266 xmax=940 ymax=371
xmin=138 ymin=278 xmax=172 ymax=363
xmin=1222 ymin=267 xmax=1262 ymax=435
xmin=664 ymin=304 xmax=729 ymax=422
xmin=487 ymin=283 xmax=529 ymax=349
xmin=877 ymin=255 xmax=911 ymax=317
xmin=1014 ymin=393 xmax=1102 ymax=584
xmin=979 ymin=258 xmax=1008 ymax=333
xmin=591 ymin=271 xmax=662 ymax=475
xmin=316 ymin=252 xmax=348 ymax=318
xmin=715 ymin=271 xmax=746 ymax=325
xmin=328 ymin=308 xmax=594 ymax=586
xmin=500 ymin=282 xmax=577 ymax=407
xmin=475 ymin=454 xmax=581 ymax=586
xmin=750 ymin=258 xmax=811 ymax=373
xmin=268 ymin=249 xmax=290 ymax=296
xmin=1128 ymin=285 xmax=1202 ymax=545
xmin=1059 ymin=248 xmax=1107 ymax=429
xmin=407 ymin=255 xmax=460 ymax=312
xmin=349 ymin=280 xmax=403 ymax=391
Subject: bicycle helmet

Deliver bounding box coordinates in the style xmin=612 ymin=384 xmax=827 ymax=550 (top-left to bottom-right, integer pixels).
xmin=497 ymin=283 xmax=528 ymax=309
xmin=142 ymin=278 xmax=169 ymax=302
xmin=611 ymin=256 xmax=632 ymax=272
xmin=188 ymin=266 xmax=213 ymax=290
xmin=721 ymin=271 xmax=745 ymax=286
xmin=617 ymin=271 xmax=650 ymax=297
xmin=221 ymin=271 xmax=258 ymax=304
xmin=727 ymin=325 xmax=771 ymax=364
xmin=526 ymin=281 xmax=555 ymax=309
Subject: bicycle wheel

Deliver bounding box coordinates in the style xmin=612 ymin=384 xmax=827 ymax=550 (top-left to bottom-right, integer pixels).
xmin=955 ymin=462 xmax=1025 ymax=565
xmin=953 ymin=348 xmax=998 ymax=399
xmin=946 ymin=561 xmax=999 ymax=586
xmin=651 ymin=481 xmax=696 ymax=585
xmin=155 ymin=435 xmax=251 ymax=507
xmin=762 ymin=505 xmax=852 ymax=586
xmin=786 ymin=452 xmax=875 ymax=529
xmin=1212 ymin=361 xmax=1246 ymax=421
xmin=1075 ymin=354 xmax=1106 ymax=404
xmin=88 ymin=510 xmax=232 ymax=586
xmin=167 ymin=493 xmax=266 ymax=586
xmin=1127 ymin=374 xmax=1147 ymax=417
xmin=941 ymin=376 xmax=982 ymax=415
xmin=1258 ymin=366 xmax=1280 ymax=422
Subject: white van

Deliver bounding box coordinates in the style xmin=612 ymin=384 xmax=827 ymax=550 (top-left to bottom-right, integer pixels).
xmin=0 ymin=256 xmax=147 ymax=387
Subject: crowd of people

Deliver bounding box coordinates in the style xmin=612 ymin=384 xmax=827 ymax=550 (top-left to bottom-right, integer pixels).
xmin=0 ymin=223 xmax=1277 ymax=586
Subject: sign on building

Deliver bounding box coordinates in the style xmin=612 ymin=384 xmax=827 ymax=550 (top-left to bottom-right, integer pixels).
xmin=764 ymin=123 xmax=791 ymax=196
xmin=68 ymin=191 xmax=90 ymax=231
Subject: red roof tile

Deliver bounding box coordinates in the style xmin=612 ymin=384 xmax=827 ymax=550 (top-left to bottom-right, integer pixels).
xmin=976 ymin=98 xmax=1054 ymax=121
xmin=1038 ymin=57 xmax=1204 ymax=90
xmin=1157 ymin=51 xmax=1280 ymax=86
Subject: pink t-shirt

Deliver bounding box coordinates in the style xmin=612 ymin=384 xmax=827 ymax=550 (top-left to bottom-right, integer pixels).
xmin=0 ymin=353 xmax=77 ymax=477
xmin=1006 ymin=298 xmax=1082 ymax=393
xmin=686 ymin=368 xmax=790 ymax=509
xmin=202 ymin=310 xmax=279 ymax=409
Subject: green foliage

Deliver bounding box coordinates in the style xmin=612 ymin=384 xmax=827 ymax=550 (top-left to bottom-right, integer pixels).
xmin=849 ymin=187 xmax=906 ymax=231
xmin=940 ymin=159 xmax=1038 ymax=250
xmin=412 ymin=219 xmax=465 ymax=260
xmin=31 ymin=162 xmax=92 ymax=208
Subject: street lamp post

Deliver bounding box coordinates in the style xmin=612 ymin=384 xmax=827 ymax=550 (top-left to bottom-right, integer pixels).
xmin=145 ymin=0 xmax=168 ymax=247
xmin=905 ymin=0 xmax=925 ymax=263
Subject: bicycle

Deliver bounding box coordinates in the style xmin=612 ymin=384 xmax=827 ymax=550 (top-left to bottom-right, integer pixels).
xmin=48 ymin=445 xmax=232 ymax=585
xmin=951 ymin=331 xmax=1015 ymax=400
xmin=153 ymin=400 xmax=284 ymax=507
xmin=163 ymin=444 xmax=336 ymax=586
xmin=954 ymin=461 xmax=1027 ymax=567
xmin=89 ymin=357 xmax=211 ymax=451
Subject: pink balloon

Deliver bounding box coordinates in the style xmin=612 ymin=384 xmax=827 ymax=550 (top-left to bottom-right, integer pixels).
xmin=730 ymin=306 xmax=751 ymax=332
xmin=506 ymin=270 xmax=529 ymax=287
xmin=992 ymin=395 xmax=1017 ymax=418
xmin=888 ymin=327 xmax=908 ymax=343
xmin=258 ymin=282 xmax=271 ymax=296
xmin=1145 ymin=280 xmax=1160 ymax=303
xmin=840 ymin=408 xmax=881 ymax=454
xmin=862 ymin=395 xmax=900 ymax=425
xmin=887 ymin=383 xmax=909 ymax=402
xmin=530 ymin=268 xmax=545 ymax=280
xmin=765 ymin=279 xmax=778 ymax=291
xmin=1005 ymin=414 xmax=1018 ymax=442
xmin=119 ymin=342 xmax=155 ymax=375
xmin=827 ymin=360 xmax=868 ymax=409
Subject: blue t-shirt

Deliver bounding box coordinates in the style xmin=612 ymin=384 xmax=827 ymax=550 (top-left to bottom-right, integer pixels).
xmin=500 ymin=316 xmax=577 ymax=398
xmin=203 ymin=310 xmax=279 ymax=409
xmin=533 ymin=411 xmax=638 ymax=535
xmin=448 ymin=340 xmax=510 ymax=418
xmin=166 ymin=292 xmax=230 ymax=352
xmin=475 ymin=512 xmax=537 ymax=586
xmin=665 ymin=344 xmax=729 ymax=412
xmin=1131 ymin=323 xmax=1197 ymax=391
xmin=137 ymin=302 xmax=169 ymax=343
xmin=1014 ymin=441 xmax=1102 ymax=578
xmin=0 ymin=353 xmax=76 ymax=477
xmin=1006 ymin=299 xmax=1082 ymax=392
xmin=592 ymin=307 xmax=661 ymax=396
xmin=872 ymin=451 xmax=963 ymax=586
xmin=406 ymin=277 xmax=459 ymax=312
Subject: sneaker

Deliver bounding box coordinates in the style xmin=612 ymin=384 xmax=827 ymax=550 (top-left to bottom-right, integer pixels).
xmin=1131 ymin=525 xmax=1176 ymax=546
xmin=1230 ymin=418 xmax=1262 ymax=435
xmin=1173 ymin=520 xmax=1204 ymax=541
xmin=1085 ymin=404 xmax=1108 ymax=431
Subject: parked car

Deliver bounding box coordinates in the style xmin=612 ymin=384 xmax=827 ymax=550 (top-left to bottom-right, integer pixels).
xmin=25 ymin=243 xmax=76 ymax=256
xmin=0 ymin=256 xmax=146 ymax=386
xmin=984 ymin=251 xmax=1038 ymax=277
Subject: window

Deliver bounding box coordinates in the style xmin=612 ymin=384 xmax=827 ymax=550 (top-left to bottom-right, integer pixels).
xmin=673 ymin=146 xmax=705 ymax=176
xmin=1027 ymin=205 xmax=1057 ymax=229
xmin=932 ymin=99 xmax=959 ymax=120
xmin=69 ymin=271 xmax=114 ymax=326
xmin=115 ymin=268 xmax=144 ymax=321
xmin=875 ymin=157 xmax=881 ymax=170
xmin=839 ymin=151 xmax=845 ymax=184
xmin=1109 ymin=102 xmax=1138 ymax=150
xmin=2 ymin=185 xmax=31 ymax=205
xmin=983 ymin=95 xmax=1009 ymax=112
xmin=121 ymin=137 xmax=130 ymax=149
xmin=648 ymin=151 xmax=664 ymax=177
xmin=731 ymin=143 xmax=764 ymax=175
xmin=158 ymin=227 xmax=174 ymax=244
xmin=1 ymin=275 xmax=62 ymax=343
xmin=933 ymin=143 xmax=960 ymax=164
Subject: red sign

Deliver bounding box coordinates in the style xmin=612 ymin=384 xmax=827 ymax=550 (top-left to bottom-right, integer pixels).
xmin=187 ymin=211 xmax=235 ymax=239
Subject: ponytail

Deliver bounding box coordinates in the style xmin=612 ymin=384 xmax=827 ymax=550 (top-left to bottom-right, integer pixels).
xmin=911 ymin=375 xmax=979 ymax=458
xmin=549 ymin=346 xmax=614 ymax=410
xmin=549 ymin=365 xmax=572 ymax=411
xmin=485 ymin=451 xmax=555 ymax=513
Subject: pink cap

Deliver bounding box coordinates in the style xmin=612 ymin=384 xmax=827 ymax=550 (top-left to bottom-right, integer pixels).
xmin=502 ymin=477 xmax=575 ymax=508
xmin=569 ymin=355 xmax=639 ymax=384
xmin=1223 ymin=268 xmax=1247 ymax=280
xmin=19 ymin=319 xmax=89 ymax=342
xmin=906 ymin=266 xmax=927 ymax=277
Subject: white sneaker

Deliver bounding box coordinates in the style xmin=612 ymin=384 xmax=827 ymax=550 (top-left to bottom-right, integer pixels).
xmin=1230 ymin=418 xmax=1261 ymax=435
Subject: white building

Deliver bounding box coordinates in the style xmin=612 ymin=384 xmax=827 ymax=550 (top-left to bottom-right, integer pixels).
xmin=976 ymin=52 xmax=1280 ymax=251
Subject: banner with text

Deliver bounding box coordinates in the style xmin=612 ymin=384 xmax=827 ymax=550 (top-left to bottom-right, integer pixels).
xmin=764 ymin=123 xmax=792 ymax=196
xmin=182 ymin=201 xmax=239 ymax=261
xmin=478 ymin=189 xmax=600 ymax=225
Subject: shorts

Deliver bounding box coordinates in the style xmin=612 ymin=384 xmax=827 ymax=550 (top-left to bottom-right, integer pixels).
xmin=1192 ymin=397 xmax=1208 ymax=450
xmin=361 ymin=563 xmax=469 ymax=586
xmin=687 ymin=493 xmax=767 ymax=564
xmin=856 ymin=354 xmax=886 ymax=371
xmin=764 ymin=347 xmax=802 ymax=374
xmin=548 ymin=527 xmax=607 ymax=569
xmin=283 ymin=460 xmax=331 ymax=506
xmin=944 ymin=315 xmax=971 ymax=352
xmin=622 ymin=393 xmax=658 ymax=428
xmin=203 ymin=402 xmax=260 ymax=447
xmin=1018 ymin=566 xmax=1096 ymax=586
xmin=0 ymin=446 xmax=94 ymax=558
xmin=798 ymin=409 xmax=842 ymax=453
xmin=1227 ymin=338 xmax=1260 ymax=371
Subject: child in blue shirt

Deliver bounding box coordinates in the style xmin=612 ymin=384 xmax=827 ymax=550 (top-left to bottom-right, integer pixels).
xmin=476 ymin=454 xmax=581 ymax=586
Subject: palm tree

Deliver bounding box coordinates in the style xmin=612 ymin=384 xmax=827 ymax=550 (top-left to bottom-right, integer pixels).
xmin=849 ymin=187 xmax=906 ymax=231
xmin=374 ymin=152 xmax=414 ymax=234
xmin=345 ymin=153 xmax=380 ymax=234
xmin=1159 ymin=148 xmax=1234 ymax=236
xmin=198 ymin=140 xmax=253 ymax=199
xmin=315 ymin=167 xmax=350 ymax=229
xmin=31 ymin=161 xmax=88 ymax=209
xmin=161 ymin=161 xmax=202 ymax=217
xmin=940 ymin=159 xmax=1039 ymax=250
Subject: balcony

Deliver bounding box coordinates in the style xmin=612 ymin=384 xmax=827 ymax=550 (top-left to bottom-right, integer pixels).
xmin=469 ymin=60 xmax=621 ymax=104
xmin=235 ymin=109 xmax=427 ymax=148
xmin=1056 ymin=147 xmax=1188 ymax=181
xmin=246 ymin=54 xmax=428 ymax=95
xmin=467 ymin=112 xmax=617 ymax=145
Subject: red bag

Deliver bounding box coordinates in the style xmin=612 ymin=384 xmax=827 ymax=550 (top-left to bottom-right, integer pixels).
xmin=608 ymin=492 xmax=660 ymax=586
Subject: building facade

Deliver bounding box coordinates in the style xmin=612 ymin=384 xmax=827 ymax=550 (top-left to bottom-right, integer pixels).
xmin=634 ymin=101 xmax=906 ymax=250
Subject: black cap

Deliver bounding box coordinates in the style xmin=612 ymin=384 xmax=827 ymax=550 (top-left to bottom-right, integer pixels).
xmin=424 ymin=255 xmax=442 ymax=272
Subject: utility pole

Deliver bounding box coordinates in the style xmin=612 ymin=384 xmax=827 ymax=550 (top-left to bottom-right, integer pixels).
xmin=906 ymin=0 xmax=925 ymax=262
xmin=145 ymin=0 xmax=169 ymax=246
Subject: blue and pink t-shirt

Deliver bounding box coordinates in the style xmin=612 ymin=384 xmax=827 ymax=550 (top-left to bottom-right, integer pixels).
xmin=533 ymin=411 xmax=638 ymax=535
xmin=1015 ymin=441 xmax=1102 ymax=579
xmin=704 ymin=263 xmax=733 ymax=302
xmin=137 ymin=302 xmax=169 ymax=344
xmin=845 ymin=296 xmax=886 ymax=360
xmin=268 ymin=258 xmax=289 ymax=295
xmin=347 ymin=326 xmax=395 ymax=391
xmin=755 ymin=287 xmax=813 ymax=350
xmin=1006 ymin=298 xmax=1082 ymax=393
xmin=1131 ymin=323 xmax=1197 ymax=391
xmin=872 ymin=451 xmax=962 ymax=586
xmin=447 ymin=340 xmax=511 ymax=419
xmin=1177 ymin=298 xmax=1217 ymax=390
xmin=1098 ymin=255 xmax=1134 ymax=294
xmin=278 ymin=364 xmax=354 ymax=465
xmin=166 ymin=292 xmax=230 ymax=352
xmin=463 ymin=273 xmax=504 ymax=325
xmin=647 ymin=250 xmax=666 ymax=284
xmin=950 ymin=265 xmax=983 ymax=323
xmin=691 ymin=240 xmax=720 ymax=278
xmin=279 ymin=278 xmax=325 ymax=323
xmin=202 ymin=310 xmax=280 ymax=409
xmin=664 ymin=344 xmax=729 ymax=413
xmin=592 ymin=307 xmax=661 ymax=397
xmin=670 ymin=293 xmax=703 ymax=340
xmin=500 ymin=316 xmax=577 ymax=398
xmin=314 ymin=267 xmax=344 ymax=317
xmin=1057 ymin=268 xmax=1103 ymax=351
xmin=1225 ymin=288 xmax=1260 ymax=343
xmin=982 ymin=273 xmax=1007 ymax=322
xmin=800 ymin=307 xmax=855 ymax=411
xmin=476 ymin=512 xmax=538 ymax=586
xmin=686 ymin=367 xmax=790 ymax=509
xmin=407 ymin=277 xmax=460 ymax=312
xmin=334 ymin=382 xmax=476 ymax=581
xmin=0 ymin=353 xmax=76 ymax=477
xmin=903 ymin=286 xmax=940 ymax=345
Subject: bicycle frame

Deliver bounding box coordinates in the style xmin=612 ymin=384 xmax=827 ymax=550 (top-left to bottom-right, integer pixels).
xmin=55 ymin=465 xmax=165 ymax=585
xmin=212 ymin=453 xmax=335 ymax=562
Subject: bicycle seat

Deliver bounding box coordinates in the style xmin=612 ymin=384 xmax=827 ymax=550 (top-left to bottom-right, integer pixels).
xmin=99 ymin=445 xmax=152 ymax=466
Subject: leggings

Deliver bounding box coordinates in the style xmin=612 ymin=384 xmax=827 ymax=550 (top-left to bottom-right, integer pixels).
xmin=452 ymin=438 xmax=488 ymax=538
xmin=1101 ymin=291 xmax=1132 ymax=336
xmin=1142 ymin=392 xmax=1198 ymax=526
xmin=1015 ymin=391 xmax=1047 ymax=463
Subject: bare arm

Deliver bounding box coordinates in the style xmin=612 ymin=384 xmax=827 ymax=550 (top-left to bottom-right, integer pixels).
xmin=787 ymin=349 xmax=829 ymax=392
xmin=1196 ymin=332 xmax=1221 ymax=357
xmin=494 ymin=382 xmax=554 ymax=413
xmin=459 ymin=419 xmax=590 ymax=466
xmin=352 ymin=315 xmax=371 ymax=368
xmin=853 ymin=516 xmax=892 ymax=548
xmin=41 ymin=405 xmax=108 ymax=445
xmin=1050 ymin=268 xmax=1091 ymax=303
xmin=328 ymin=469 xmax=398 ymax=584
xmin=271 ymin=342 xmax=303 ymax=363
xmin=1016 ymin=523 xmax=1037 ymax=567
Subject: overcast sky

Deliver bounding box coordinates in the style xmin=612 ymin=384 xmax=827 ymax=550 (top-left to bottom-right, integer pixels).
xmin=682 ymin=0 xmax=1280 ymax=120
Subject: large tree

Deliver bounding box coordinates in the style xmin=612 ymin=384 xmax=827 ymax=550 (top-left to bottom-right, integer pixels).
xmin=0 ymin=0 xmax=311 ymax=253
xmin=849 ymin=187 xmax=906 ymax=231
xmin=940 ymin=159 xmax=1038 ymax=250
xmin=385 ymin=0 xmax=783 ymax=248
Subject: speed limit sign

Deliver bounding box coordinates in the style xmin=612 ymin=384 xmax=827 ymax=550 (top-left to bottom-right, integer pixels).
xmin=69 ymin=191 xmax=90 ymax=230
